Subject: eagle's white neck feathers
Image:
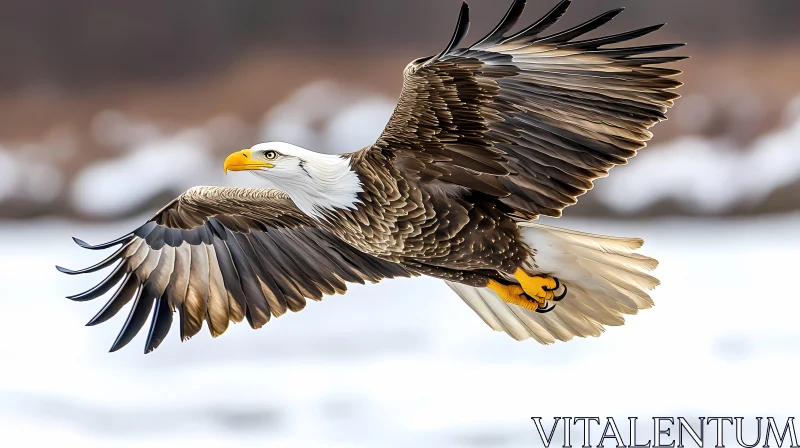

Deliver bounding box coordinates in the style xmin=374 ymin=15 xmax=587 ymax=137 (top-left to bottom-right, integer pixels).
xmin=249 ymin=142 xmax=363 ymax=219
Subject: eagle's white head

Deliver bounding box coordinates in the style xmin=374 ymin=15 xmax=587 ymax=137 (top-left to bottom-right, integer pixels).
xmin=223 ymin=142 xmax=363 ymax=219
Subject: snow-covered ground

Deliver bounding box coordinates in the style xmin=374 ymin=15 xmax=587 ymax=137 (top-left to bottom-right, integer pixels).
xmin=1 ymin=215 xmax=798 ymax=447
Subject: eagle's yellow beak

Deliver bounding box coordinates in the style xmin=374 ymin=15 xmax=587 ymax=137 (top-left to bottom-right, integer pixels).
xmin=223 ymin=149 xmax=274 ymax=174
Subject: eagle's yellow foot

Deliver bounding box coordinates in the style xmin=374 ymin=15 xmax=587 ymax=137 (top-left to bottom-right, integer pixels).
xmin=514 ymin=269 xmax=565 ymax=305
xmin=487 ymin=279 xmax=549 ymax=312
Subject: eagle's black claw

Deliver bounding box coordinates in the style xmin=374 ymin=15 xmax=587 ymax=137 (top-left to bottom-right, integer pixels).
xmin=553 ymin=282 xmax=567 ymax=301
xmin=543 ymin=277 xmax=560 ymax=292
xmin=541 ymin=277 xmax=566 ymax=303
xmin=536 ymin=301 xmax=556 ymax=313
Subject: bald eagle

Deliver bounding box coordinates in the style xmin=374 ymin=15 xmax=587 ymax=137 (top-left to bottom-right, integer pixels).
xmin=59 ymin=0 xmax=684 ymax=353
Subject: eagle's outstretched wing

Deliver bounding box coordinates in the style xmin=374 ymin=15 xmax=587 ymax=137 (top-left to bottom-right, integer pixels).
xmin=367 ymin=0 xmax=684 ymax=219
xmin=58 ymin=187 xmax=412 ymax=353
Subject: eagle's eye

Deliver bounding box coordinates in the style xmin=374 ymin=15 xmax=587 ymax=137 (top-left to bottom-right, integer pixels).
xmin=264 ymin=150 xmax=278 ymax=160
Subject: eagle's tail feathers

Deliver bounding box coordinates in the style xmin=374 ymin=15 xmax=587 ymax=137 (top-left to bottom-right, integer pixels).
xmin=445 ymin=223 xmax=658 ymax=344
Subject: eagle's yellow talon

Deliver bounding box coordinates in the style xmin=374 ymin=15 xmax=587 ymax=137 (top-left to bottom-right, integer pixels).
xmin=487 ymin=279 xmax=544 ymax=311
xmin=514 ymin=269 xmax=557 ymax=302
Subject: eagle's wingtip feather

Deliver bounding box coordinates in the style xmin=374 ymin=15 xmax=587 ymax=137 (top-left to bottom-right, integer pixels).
xmin=55 ymin=265 xmax=73 ymax=274
xmin=72 ymin=237 xmax=89 ymax=247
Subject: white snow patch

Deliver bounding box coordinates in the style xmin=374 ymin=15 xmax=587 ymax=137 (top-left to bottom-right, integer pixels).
xmin=91 ymin=109 xmax=160 ymax=149
xmin=260 ymin=80 xmax=395 ymax=154
xmin=0 ymin=127 xmax=72 ymax=203
xmin=70 ymin=130 xmax=216 ymax=216
xmin=71 ymin=111 xmax=269 ymax=217
xmin=598 ymin=96 xmax=800 ymax=213
xmin=0 ymin=150 xmax=21 ymax=202
xmin=323 ymin=96 xmax=396 ymax=153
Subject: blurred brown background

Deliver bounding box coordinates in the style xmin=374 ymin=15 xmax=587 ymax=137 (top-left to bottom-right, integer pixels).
xmin=1 ymin=0 xmax=798 ymax=220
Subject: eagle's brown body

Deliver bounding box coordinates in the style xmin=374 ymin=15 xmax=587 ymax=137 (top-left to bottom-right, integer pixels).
xmin=322 ymin=150 xmax=528 ymax=287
